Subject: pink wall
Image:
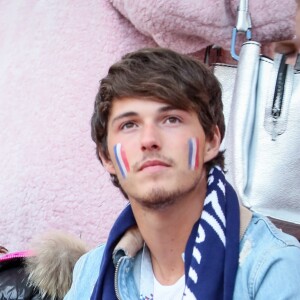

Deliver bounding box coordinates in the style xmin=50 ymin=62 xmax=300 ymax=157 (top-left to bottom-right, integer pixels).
xmin=0 ymin=0 xmax=154 ymax=251
xmin=1 ymin=0 xmax=296 ymax=251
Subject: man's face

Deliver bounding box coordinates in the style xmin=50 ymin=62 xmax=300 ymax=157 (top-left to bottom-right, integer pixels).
xmin=102 ymin=97 xmax=220 ymax=209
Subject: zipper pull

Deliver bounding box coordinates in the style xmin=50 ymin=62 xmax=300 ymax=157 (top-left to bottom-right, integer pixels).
xmin=271 ymin=116 xmax=278 ymax=141
xmin=271 ymin=105 xmax=280 ymax=141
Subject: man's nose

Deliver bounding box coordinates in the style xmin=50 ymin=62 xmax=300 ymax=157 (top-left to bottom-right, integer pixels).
xmin=140 ymin=124 xmax=161 ymax=151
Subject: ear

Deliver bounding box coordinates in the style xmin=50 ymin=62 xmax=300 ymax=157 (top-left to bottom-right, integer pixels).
xmin=98 ymin=150 xmax=117 ymax=175
xmin=203 ymin=125 xmax=221 ymax=163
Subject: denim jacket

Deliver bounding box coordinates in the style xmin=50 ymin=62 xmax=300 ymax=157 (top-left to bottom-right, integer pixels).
xmin=64 ymin=212 xmax=300 ymax=300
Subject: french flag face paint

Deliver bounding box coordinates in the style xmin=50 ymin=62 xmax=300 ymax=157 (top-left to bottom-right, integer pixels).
xmin=114 ymin=143 xmax=130 ymax=178
xmin=188 ymin=138 xmax=199 ymax=170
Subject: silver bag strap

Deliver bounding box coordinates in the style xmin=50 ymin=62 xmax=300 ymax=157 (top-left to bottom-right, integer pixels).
xmin=231 ymin=0 xmax=252 ymax=60
xmin=225 ymin=41 xmax=261 ymax=202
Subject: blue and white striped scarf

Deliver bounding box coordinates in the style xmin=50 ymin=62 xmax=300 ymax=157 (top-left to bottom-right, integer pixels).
xmin=91 ymin=166 xmax=240 ymax=299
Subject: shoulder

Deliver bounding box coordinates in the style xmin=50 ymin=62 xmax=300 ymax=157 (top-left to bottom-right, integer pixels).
xmin=77 ymin=244 xmax=106 ymax=268
xmin=244 ymin=212 xmax=300 ymax=248
xmin=234 ymin=213 xmax=300 ymax=299
xmin=64 ymin=244 xmax=106 ymax=300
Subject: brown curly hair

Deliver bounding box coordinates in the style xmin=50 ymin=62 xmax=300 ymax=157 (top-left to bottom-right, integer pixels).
xmin=91 ymin=48 xmax=225 ymax=197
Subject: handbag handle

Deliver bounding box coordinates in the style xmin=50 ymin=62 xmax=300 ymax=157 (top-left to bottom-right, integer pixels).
xmin=231 ymin=0 xmax=252 ymax=60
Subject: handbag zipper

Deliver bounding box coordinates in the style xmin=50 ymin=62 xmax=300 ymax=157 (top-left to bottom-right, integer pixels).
xmin=271 ymin=55 xmax=287 ymax=141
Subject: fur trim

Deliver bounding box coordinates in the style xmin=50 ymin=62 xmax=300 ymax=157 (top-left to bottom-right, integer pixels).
xmin=25 ymin=231 xmax=89 ymax=299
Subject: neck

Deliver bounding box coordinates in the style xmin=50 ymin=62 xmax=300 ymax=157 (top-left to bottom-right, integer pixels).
xmin=130 ymin=179 xmax=207 ymax=285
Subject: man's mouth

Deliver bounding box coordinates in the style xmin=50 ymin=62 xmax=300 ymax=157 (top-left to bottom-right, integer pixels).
xmin=138 ymin=160 xmax=171 ymax=171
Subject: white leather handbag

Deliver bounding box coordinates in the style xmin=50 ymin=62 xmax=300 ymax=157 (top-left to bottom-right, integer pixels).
xmin=212 ymin=0 xmax=300 ymax=224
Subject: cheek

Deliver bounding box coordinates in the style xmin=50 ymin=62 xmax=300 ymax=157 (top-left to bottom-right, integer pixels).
xmin=188 ymin=137 xmax=200 ymax=170
xmin=113 ymin=143 xmax=130 ymax=178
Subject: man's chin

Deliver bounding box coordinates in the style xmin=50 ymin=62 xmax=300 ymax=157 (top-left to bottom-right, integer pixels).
xmin=124 ymin=173 xmax=202 ymax=210
xmin=136 ymin=197 xmax=177 ymax=211
xmin=128 ymin=185 xmax=193 ymax=211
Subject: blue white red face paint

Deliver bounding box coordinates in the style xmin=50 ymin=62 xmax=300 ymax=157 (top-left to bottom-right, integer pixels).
xmin=188 ymin=138 xmax=199 ymax=170
xmin=114 ymin=143 xmax=130 ymax=178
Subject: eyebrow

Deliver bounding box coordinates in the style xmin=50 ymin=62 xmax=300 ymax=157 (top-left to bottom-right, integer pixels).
xmin=158 ymin=105 xmax=180 ymax=113
xmin=110 ymin=105 xmax=183 ymax=126
xmin=111 ymin=112 xmax=139 ymax=126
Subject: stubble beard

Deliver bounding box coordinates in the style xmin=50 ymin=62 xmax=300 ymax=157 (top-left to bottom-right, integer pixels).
xmin=129 ymin=174 xmax=202 ymax=210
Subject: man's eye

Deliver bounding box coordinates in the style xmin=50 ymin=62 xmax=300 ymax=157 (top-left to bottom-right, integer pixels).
xmin=120 ymin=122 xmax=137 ymax=130
xmin=165 ymin=116 xmax=181 ymax=124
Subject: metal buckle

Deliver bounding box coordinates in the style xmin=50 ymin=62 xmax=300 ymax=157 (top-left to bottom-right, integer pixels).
xmin=230 ymin=2 xmax=252 ymax=61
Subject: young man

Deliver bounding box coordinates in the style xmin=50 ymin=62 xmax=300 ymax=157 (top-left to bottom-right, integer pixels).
xmin=65 ymin=48 xmax=300 ymax=299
